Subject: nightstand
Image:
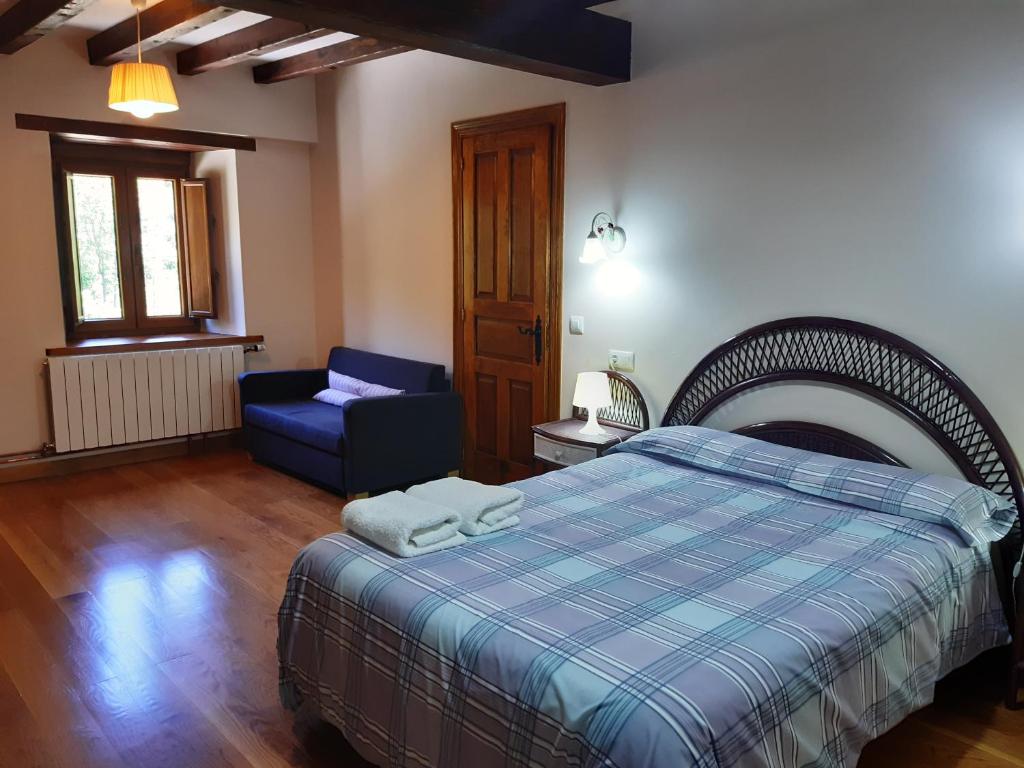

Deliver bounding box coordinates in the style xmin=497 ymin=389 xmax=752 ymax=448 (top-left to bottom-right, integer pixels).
xmin=532 ymin=370 xmax=649 ymax=471
xmin=532 ymin=419 xmax=638 ymax=469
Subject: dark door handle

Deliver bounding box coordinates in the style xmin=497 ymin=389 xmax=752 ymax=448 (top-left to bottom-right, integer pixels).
xmin=516 ymin=316 xmax=543 ymax=364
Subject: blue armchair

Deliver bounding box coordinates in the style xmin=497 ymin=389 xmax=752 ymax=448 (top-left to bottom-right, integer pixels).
xmin=238 ymin=347 xmax=462 ymax=496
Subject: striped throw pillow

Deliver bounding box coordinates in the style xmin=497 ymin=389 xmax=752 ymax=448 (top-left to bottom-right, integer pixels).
xmin=313 ymin=388 xmax=361 ymax=407
xmin=328 ymin=369 xmax=405 ymax=398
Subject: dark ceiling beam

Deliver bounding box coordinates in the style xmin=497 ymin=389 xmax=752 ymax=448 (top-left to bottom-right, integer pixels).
xmin=523 ymin=0 xmax=609 ymax=7
xmin=15 ymin=112 xmax=257 ymax=151
xmin=224 ymin=0 xmax=631 ymax=86
xmin=0 ymin=0 xmax=95 ymax=54
xmin=471 ymin=0 xmax=608 ymax=9
xmin=87 ymin=0 xmax=236 ymax=66
xmin=177 ymin=17 xmax=332 ymax=75
xmin=252 ymin=35 xmax=410 ymax=84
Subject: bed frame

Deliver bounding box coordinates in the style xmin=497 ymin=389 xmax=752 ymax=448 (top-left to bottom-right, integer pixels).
xmin=662 ymin=316 xmax=1024 ymax=708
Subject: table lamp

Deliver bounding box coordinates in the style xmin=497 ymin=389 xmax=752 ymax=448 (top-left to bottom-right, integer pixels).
xmin=573 ymin=372 xmax=613 ymax=435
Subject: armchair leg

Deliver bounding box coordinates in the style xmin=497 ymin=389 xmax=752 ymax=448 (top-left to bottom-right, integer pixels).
xmin=346 ymin=492 xmax=369 ymax=503
xmin=448 ymin=470 xmax=460 ymax=478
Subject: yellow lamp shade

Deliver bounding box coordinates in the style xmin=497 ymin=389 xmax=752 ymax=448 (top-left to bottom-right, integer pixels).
xmin=108 ymin=61 xmax=179 ymax=119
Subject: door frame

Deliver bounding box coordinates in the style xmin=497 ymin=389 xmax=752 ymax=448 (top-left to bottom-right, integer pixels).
xmin=451 ymin=102 xmax=566 ymax=431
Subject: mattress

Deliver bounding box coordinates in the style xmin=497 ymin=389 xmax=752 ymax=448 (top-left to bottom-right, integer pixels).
xmin=278 ymin=431 xmax=1011 ymax=768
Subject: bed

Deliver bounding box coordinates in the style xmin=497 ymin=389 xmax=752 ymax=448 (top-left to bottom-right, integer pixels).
xmin=278 ymin=317 xmax=1023 ymax=767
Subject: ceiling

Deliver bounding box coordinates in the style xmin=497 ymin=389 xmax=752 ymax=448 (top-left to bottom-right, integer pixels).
xmin=64 ymin=0 xmax=357 ymax=64
xmin=1 ymin=0 xmax=632 ymax=87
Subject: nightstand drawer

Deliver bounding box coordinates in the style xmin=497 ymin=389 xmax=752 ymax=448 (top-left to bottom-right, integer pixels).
xmin=533 ymin=434 xmax=598 ymax=467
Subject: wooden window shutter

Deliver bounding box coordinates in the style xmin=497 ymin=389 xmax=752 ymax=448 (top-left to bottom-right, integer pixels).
xmin=179 ymin=178 xmax=216 ymax=318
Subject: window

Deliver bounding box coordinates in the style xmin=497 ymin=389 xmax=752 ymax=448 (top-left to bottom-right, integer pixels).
xmin=52 ymin=141 xmax=215 ymax=339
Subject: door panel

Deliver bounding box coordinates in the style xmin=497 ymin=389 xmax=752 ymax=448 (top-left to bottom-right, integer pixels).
xmin=473 ymin=152 xmax=498 ymax=299
xmin=454 ymin=105 xmax=564 ymax=485
xmin=475 ymin=373 xmax=498 ymax=456
xmin=508 ymin=379 xmax=535 ymax=467
xmin=475 ymin=317 xmax=534 ymax=363
xmin=509 ymin=148 xmax=535 ymax=303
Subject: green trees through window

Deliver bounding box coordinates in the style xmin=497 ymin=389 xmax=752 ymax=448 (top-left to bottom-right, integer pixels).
xmin=68 ymin=173 xmax=123 ymax=321
xmin=54 ymin=142 xmax=204 ymax=339
xmin=137 ymin=177 xmax=183 ymax=317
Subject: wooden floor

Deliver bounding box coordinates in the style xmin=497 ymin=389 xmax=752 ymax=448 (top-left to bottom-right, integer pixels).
xmin=0 ymin=451 xmax=1019 ymax=768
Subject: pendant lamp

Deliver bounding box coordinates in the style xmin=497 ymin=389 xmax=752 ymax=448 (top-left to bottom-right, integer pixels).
xmin=108 ymin=0 xmax=179 ymax=119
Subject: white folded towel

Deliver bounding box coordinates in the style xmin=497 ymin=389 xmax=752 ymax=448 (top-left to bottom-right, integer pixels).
xmin=342 ymin=491 xmax=465 ymax=557
xmin=407 ymin=477 xmax=523 ymax=536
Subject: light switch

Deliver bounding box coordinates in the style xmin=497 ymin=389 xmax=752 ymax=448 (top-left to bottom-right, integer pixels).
xmin=569 ymin=315 xmax=585 ymax=335
xmin=609 ymin=349 xmax=635 ymax=372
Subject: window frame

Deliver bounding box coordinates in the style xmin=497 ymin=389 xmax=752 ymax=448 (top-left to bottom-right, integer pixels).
xmin=52 ymin=140 xmax=199 ymax=340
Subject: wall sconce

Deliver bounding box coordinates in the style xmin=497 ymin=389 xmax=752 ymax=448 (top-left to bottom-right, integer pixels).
xmin=580 ymin=212 xmax=626 ymax=264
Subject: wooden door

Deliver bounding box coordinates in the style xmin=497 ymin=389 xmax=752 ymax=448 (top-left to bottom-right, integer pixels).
xmin=453 ymin=104 xmax=564 ymax=484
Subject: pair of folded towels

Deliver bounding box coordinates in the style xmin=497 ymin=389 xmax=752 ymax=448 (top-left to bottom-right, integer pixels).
xmin=342 ymin=476 xmax=523 ymax=558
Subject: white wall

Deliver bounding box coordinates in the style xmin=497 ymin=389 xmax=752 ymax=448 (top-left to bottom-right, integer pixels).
xmin=0 ymin=22 xmax=318 ymax=455
xmin=234 ymin=140 xmax=320 ymax=372
xmin=314 ymin=0 xmax=1024 ymax=460
xmin=195 ymin=149 xmax=245 ymax=337
xmin=193 ymin=142 xmax=322 ymax=374
xmin=309 ymin=76 xmax=345 ymax=358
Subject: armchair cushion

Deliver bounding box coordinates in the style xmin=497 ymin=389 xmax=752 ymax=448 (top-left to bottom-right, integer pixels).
xmin=238 ymin=369 xmax=328 ymax=406
xmin=244 ymin=400 xmax=346 ymax=455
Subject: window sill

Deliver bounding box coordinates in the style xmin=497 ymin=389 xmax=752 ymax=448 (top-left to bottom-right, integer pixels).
xmin=46 ymin=332 xmax=264 ymax=357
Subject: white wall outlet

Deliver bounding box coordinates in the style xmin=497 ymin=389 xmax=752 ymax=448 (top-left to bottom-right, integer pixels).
xmin=609 ymin=349 xmax=635 ymax=372
xmin=569 ymin=315 xmax=585 ymax=335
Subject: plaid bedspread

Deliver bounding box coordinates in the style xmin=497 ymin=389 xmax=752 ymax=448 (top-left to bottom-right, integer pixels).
xmin=278 ymin=439 xmax=1011 ymax=768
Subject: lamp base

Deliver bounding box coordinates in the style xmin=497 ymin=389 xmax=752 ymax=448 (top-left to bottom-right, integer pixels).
xmin=578 ymin=411 xmax=607 ymax=436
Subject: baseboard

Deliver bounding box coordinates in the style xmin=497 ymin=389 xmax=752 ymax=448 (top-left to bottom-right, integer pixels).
xmin=0 ymin=431 xmax=243 ymax=484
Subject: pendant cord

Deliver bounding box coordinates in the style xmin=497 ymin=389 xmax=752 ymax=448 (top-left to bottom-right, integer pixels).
xmin=135 ymin=8 xmax=142 ymax=65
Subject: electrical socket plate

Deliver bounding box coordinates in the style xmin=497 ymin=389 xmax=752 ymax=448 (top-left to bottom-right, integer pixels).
xmin=609 ymin=349 xmax=635 ymax=372
xmin=569 ymin=315 xmax=585 ymax=335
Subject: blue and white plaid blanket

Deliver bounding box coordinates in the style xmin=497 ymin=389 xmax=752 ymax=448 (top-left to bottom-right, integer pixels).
xmin=279 ymin=427 xmax=1013 ymax=768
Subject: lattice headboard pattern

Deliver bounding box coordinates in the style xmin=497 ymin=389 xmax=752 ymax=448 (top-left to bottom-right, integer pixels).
xmin=572 ymin=370 xmax=650 ymax=432
xmin=663 ymin=316 xmax=1024 ymax=708
xmin=662 ymin=317 xmax=1024 ymax=512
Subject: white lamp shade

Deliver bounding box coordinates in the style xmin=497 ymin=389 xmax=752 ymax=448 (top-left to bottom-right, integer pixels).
xmin=580 ymin=233 xmax=606 ymax=264
xmin=573 ymin=371 xmax=613 ymax=410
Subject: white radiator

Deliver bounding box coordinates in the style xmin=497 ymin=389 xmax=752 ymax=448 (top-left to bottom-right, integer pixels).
xmin=46 ymin=346 xmax=245 ymax=454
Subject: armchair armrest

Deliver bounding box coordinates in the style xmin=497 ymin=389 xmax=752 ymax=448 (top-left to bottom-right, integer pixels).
xmin=342 ymin=392 xmax=462 ymax=494
xmin=238 ymin=369 xmax=328 ymax=408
